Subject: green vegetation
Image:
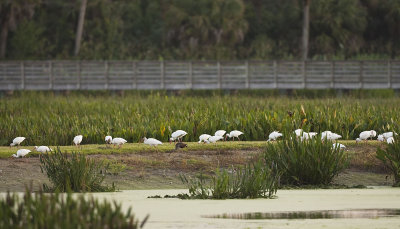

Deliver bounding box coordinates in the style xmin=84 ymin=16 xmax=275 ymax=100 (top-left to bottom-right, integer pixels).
xmin=180 ymin=161 xmax=280 ymax=199
xmin=376 ymin=136 xmax=400 ymax=187
xmin=40 ymin=149 xmax=116 ymax=192
xmin=264 ymin=135 xmax=348 ymax=186
xmin=2 ymin=1 xmax=400 ymax=60
xmin=1 ymin=93 xmax=400 ymax=146
xmin=0 ymin=188 xmax=147 ymax=229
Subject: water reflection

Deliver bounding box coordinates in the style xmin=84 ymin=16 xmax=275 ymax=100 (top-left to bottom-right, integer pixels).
xmin=206 ymin=209 xmax=400 ymax=220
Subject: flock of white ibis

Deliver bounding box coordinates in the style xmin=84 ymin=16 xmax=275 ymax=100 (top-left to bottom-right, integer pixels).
xmin=7 ymin=128 xmax=396 ymax=158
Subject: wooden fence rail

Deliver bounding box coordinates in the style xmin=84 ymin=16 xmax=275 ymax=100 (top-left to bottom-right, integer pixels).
xmin=1 ymin=60 xmax=399 ymax=90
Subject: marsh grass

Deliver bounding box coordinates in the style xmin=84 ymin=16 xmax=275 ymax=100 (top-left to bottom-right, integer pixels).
xmin=40 ymin=148 xmax=116 ymax=192
xmin=264 ymin=135 xmax=348 ymax=186
xmin=0 ymin=188 xmax=147 ymax=228
xmin=376 ymin=136 xmax=400 ymax=187
xmin=180 ymin=161 xmax=280 ymax=199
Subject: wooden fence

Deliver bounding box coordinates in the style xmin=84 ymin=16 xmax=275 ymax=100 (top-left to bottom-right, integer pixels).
xmin=1 ymin=60 xmax=399 ymax=90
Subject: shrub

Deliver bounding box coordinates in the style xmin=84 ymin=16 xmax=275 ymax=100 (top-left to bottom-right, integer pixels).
xmin=40 ymin=148 xmax=116 ymax=192
xmin=376 ymin=136 xmax=400 ymax=187
xmin=0 ymin=188 xmax=147 ymax=229
xmin=263 ymin=135 xmax=348 ymax=186
xmin=180 ymin=161 xmax=280 ymax=199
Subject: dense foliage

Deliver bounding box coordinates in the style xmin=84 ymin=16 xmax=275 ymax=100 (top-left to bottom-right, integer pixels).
xmin=40 ymin=148 xmax=116 ymax=192
xmin=263 ymin=135 xmax=348 ymax=185
xmin=0 ymin=188 xmax=147 ymax=229
xmin=1 ymin=92 xmax=400 ymax=146
xmin=376 ymin=136 xmax=400 ymax=187
xmin=180 ymin=161 xmax=280 ymax=199
xmin=1 ymin=0 xmax=400 ymax=60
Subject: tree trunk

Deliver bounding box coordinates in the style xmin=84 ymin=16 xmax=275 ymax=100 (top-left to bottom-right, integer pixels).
xmin=74 ymin=0 xmax=88 ymax=56
xmin=0 ymin=22 xmax=9 ymax=59
xmin=301 ymin=0 xmax=310 ymax=60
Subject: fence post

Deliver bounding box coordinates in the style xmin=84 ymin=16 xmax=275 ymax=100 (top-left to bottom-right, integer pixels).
xmin=303 ymin=61 xmax=307 ymax=89
xmin=77 ymin=61 xmax=81 ymax=90
xmin=160 ymin=61 xmax=165 ymax=89
xmin=330 ymin=61 xmax=334 ymax=89
xmin=133 ymin=61 xmax=137 ymax=89
xmin=105 ymin=61 xmax=109 ymax=89
xmin=245 ymin=61 xmax=249 ymax=89
xmin=273 ymin=61 xmax=278 ymax=89
xmin=360 ymin=61 xmax=364 ymax=89
xmin=388 ymin=60 xmax=392 ymax=89
xmin=217 ymin=61 xmax=221 ymax=89
xmin=20 ymin=61 xmax=25 ymax=90
xmin=189 ymin=61 xmax=193 ymax=89
xmin=49 ymin=61 xmax=53 ymax=90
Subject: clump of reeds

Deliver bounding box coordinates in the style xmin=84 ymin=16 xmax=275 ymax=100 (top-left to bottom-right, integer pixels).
xmin=180 ymin=161 xmax=280 ymax=199
xmin=263 ymin=134 xmax=348 ymax=186
xmin=0 ymin=188 xmax=148 ymax=228
xmin=376 ymin=135 xmax=400 ymax=187
xmin=40 ymin=148 xmax=116 ymax=192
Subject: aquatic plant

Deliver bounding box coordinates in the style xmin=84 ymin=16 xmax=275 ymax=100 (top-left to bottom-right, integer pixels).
xmin=40 ymin=148 xmax=116 ymax=192
xmin=180 ymin=161 xmax=280 ymax=199
xmin=263 ymin=134 xmax=348 ymax=186
xmin=376 ymin=136 xmax=400 ymax=187
xmin=0 ymin=188 xmax=147 ymax=229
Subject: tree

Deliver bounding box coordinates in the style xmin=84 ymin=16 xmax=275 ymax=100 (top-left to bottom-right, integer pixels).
xmin=301 ymin=0 xmax=310 ymax=60
xmin=74 ymin=0 xmax=87 ymax=56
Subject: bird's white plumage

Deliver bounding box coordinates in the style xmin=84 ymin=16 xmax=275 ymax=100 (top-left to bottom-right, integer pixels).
xmin=377 ymin=135 xmax=384 ymax=142
xmin=301 ymin=132 xmax=317 ymax=141
xmin=321 ymin=131 xmax=341 ymax=140
xmin=198 ymin=134 xmax=211 ymax=143
xmin=359 ymin=130 xmax=376 ymax=140
xmin=34 ymin=146 xmax=52 ymax=153
xmin=356 ymin=138 xmax=362 ymax=143
xmin=73 ymin=135 xmax=83 ymax=145
xmin=112 ymin=137 xmax=127 ymax=146
xmin=214 ymin=130 xmax=226 ymax=137
xmin=10 ymin=137 xmax=26 ymax=147
xmin=294 ymin=129 xmax=303 ymax=137
xmin=382 ymin=132 xmax=394 ymax=139
xmin=332 ymin=143 xmax=346 ymax=149
xmin=268 ymin=131 xmax=282 ymax=141
xmin=226 ymin=130 xmax=244 ymax=138
xmin=170 ymin=130 xmax=187 ymax=141
xmin=387 ymin=137 xmax=394 ymax=144
xmin=206 ymin=136 xmax=224 ymax=143
xmin=12 ymin=149 xmax=31 ymax=158
xmin=144 ymin=137 xmax=162 ymax=146
xmin=105 ymin=136 xmax=112 ymax=144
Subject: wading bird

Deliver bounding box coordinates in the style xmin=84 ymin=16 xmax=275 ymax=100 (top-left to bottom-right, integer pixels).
xmin=332 ymin=143 xmax=346 ymax=149
xmin=226 ymin=130 xmax=244 ymax=141
xmin=359 ymin=130 xmax=376 ymax=141
xmin=321 ymin=131 xmax=341 ymax=141
xmin=198 ymin=134 xmax=211 ymax=143
xmin=12 ymin=149 xmax=31 ymax=158
xmin=387 ymin=137 xmax=394 ymax=144
xmin=34 ymin=146 xmax=52 ymax=153
xmin=170 ymin=130 xmax=187 ymax=143
xmin=268 ymin=131 xmax=282 ymax=141
xmin=175 ymin=142 xmax=188 ymax=150
xmin=111 ymin=137 xmax=127 ymax=148
xmin=10 ymin=137 xmax=26 ymax=147
xmin=73 ymin=135 xmax=83 ymax=146
xmin=105 ymin=136 xmax=112 ymax=144
xmin=215 ymin=130 xmax=227 ymax=140
xmin=143 ymin=137 xmax=162 ymax=147
xmin=206 ymin=135 xmax=224 ymax=143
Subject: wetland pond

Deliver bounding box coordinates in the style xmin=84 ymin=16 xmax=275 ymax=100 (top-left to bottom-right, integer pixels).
xmin=88 ymin=187 xmax=400 ymax=229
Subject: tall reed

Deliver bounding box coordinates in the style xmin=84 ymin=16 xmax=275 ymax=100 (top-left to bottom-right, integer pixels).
xmin=376 ymin=135 xmax=400 ymax=187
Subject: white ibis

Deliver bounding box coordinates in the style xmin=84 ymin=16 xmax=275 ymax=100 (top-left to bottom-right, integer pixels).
xmin=215 ymin=130 xmax=227 ymax=140
xmin=268 ymin=131 xmax=282 ymax=141
xmin=294 ymin=129 xmax=303 ymax=137
xmin=73 ymin=135 xmax=83 ymax=146
xmin=301 ymin=132 xmax=317 ymax=141
xmin=10 ymin=137 xmax=26 ymax=147
xmin=206 ymin=136 xmax=224 ymax=143
xmin=34 ymin=146 xmax=52 ymax=153
xmin=359 ymin=130 xmax=376 ymax=141
xmin=387 ymin=137 xmax=394 ymax=144
xmin=12 ymin=149 xmax=31 ymax=158
xmin=170 ymin=130 xmax=187 ymax=143
xmin=382 ymin=132 xmax=395 ymax=139
xmin=226 ymin=130 xmax=244 ymax=141
xmin=356 ymin=138 xmax=362 ymax=143
xmin=111 ymin=138 xmax=127 ymax=148
xmin=321 ymin=131 xmax=341 ymax=141
xmin=198 ymin=134 xmax=211 ymax=143
xmin=105 ymin=136 xmax=112 ymax=144
xmin=143 ymin=137 xmax=162 ymax=147
xmin=377 ymin=135 xmax=384 ymax=142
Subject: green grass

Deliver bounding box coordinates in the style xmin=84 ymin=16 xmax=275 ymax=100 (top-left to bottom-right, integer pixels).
xmin=0 ymin=140 xmax=381 ymax=159
xmin=1 ymin=93 xmax=400 ymax=146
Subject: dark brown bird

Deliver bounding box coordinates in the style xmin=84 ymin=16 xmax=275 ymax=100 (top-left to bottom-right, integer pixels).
xmin=175 ymin=142 xmax=187 ymax=150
